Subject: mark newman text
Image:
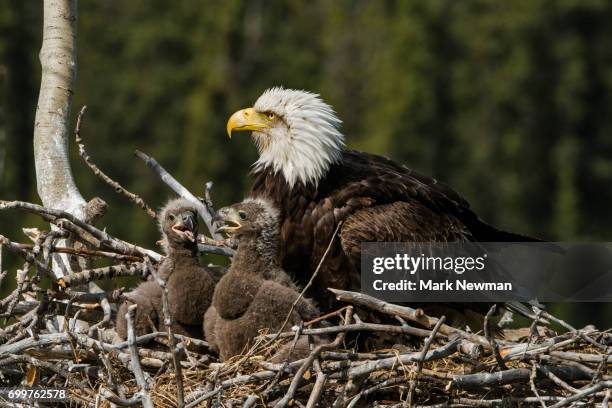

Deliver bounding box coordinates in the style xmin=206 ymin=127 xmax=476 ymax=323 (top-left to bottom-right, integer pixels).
xmin=373 ymin=279 xmax=513 ymax=291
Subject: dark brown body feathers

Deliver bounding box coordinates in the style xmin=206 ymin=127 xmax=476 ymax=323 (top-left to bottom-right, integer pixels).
xmin=116 ymin=281 xmax=162 ymax=339
xmin=252 ymin=149 xmax=540 ymax=309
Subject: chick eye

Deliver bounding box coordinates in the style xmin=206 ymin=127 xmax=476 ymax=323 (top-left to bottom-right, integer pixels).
xmin=168 ymin=214 xmax=176 ymax=222
xmin=238 ymin=211 xmax=247 ymax=220
xmin=266 ymin=112 xmax=276 ymax=120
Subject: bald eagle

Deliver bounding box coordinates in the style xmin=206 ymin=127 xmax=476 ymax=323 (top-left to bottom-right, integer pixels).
xmin=226 ymin=87 xmax=540 ymax=307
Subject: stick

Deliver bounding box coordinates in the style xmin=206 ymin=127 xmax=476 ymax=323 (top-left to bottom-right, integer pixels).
xmin=134 ymin=149 xmax=222 ymax=240
xmin=273 ymin=221 xmax=343 ymax=342
xmin=537 ymin=363 xmax=580 ymax=394
xmin=198 ymin=243 xmax=234 ymax=257
xmin=348 ymin=339 xmax=460 ymax=379
xmin=75 ymin=106 xmax=157 ymax=219
xmin=14 ymin=242 xmax=142 ymax=262
xmin=125 ymin=304 xmax=154 ymax=408
xmin=484 ymin=304 xmax=507 ymax=370
xmin=329 ymin=288 xmax=492 ymax=348
xmin=258 ymin=321 xmax=435 ymax=341
xmin=58 ymin=262 xmax=147 ymax=287
xmin=407 ymin=316 xmax=446 ymax=407
xmin=99 ymin=388 xmax=142 ymax=407
xmin=306 ymin=367 xmax=328 ymax=408
xmin=0 ymin=235 xmax=54 ymax=279
xmin=146 ymin=259 xmax=185 ymax=408
xmin=530 ymin=363 xmax=547 ymax=408
xmin=274 ymin=307 xmax=353 ymax=408
xmin=451 ymin=366 xmax=592 ymax=389
xmin=0 ymin=200 xmax=162 ymax=261
xmin=548 ymin=381 xmax=612 ymax=408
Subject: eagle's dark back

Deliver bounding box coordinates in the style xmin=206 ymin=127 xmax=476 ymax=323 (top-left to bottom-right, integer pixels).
xmin=252 ymin=148 xmax=539 ymax=307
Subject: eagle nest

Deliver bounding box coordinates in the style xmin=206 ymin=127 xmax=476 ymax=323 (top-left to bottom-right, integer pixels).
xmin=0 ymin=142 xmax=610 ymax=407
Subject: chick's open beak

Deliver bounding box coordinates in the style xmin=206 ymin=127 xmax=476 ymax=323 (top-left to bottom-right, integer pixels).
xmin=226 ymin=108 xmax=271 ymax=138
xmin=171 ymin=213 xmax=196 ymax=242
xmin=214 ymin=208 xmax=242 ymax=235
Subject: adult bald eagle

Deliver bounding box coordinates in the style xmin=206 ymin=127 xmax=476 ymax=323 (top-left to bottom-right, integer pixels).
xmin=226 ymin=87 xmax=539 ymax=307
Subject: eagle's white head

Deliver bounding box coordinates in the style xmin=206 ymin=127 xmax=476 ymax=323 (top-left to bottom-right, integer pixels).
xmin=226 ymin=87 xmax=345 ymax=188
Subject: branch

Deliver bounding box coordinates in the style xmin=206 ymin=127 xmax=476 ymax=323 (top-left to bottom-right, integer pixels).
xmin=273 ymin=221 xmax=342 ymax=342
xmin=485 ymin=304 xmax=507 ymax=370
xmin=0 ymin=200 xmax=161 ymax=261
xmin=134 ymin=149 xmax=222 ymax=240
xmin=125 ymin=304 xmax=154 ymax=408
xmin=58 ymin=262 xmax=147 ymax=288
xmin=329 ymin=288 xmax=492 ymax=348
xmin=75 ymin=106 xmax=157 ymax=219
xmin=146 ymin=259 xmax=185 ymax=407
xmin=407 ymin=315 xmax=446 ymax=406
xmin=14 ymin=242 xmax=142 ymax=262
xmin=274 ymin=307 xmax=353 ymax=408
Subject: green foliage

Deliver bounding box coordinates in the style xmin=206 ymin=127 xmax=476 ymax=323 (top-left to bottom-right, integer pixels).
xmin=1 ymin=0 xmax=612 ymax=324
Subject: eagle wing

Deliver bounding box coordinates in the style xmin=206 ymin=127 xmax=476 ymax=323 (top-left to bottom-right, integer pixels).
xmin=338 ymin=201 xmax=473 ymax=286
xmin=252 ymin=149 xmax=541 ymax=306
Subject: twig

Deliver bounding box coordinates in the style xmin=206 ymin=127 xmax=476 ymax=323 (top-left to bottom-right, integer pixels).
xmin=306 ymin=365 xmax=328 ymax=408
xmin=530 ymin=363 xmax=547 ymax=408
xmin=58 ymin=262 xmax=147 ymax=287
xmin=273 ymin=221 xmax=343 ymax=343
xmin=0 ymin=235 xmax=54 ymax=279
xmin=111 ymin=332 xmax=209 ymax=351
xmin=407 ymin=316 xmax=446 ymax=407
xmin=329 ymin=288 xmax=492 ymax=348
xmin=348 ymin=339 xmax=460 ymax=379
xmin=75 ymin=106 xmax=157 ymax=219
xmin=537 ymin=363 xmax=580 ymax=394
xmin=242 ymin=395 xmax=258 ymax=408
xmin=145 ymin=258 xmax=185 ymax=408
xmin=184 ymin=369 xmax=283 ymax=408
xmin=14 ymin=242 xmax=142 ymax=262
xmin=538 ymin=308 xmax=577 ymax=332
xmin=484 ymin=304 xmax=507 ymax=370
xmin=258 ymin=321 xmax=435 ymax=341
xmin=99 ymin=388 xmax=141 ymax=407
xmin=274 ymin=307 xmax=354 ymax=408
xmin=125 ymin=305 xmax=154 ymax=408
xmin=0 ymin=200 xmax=162 ymax=261
xmin=198 ymin=243 xmax=235 ymax=257
xmin=134 ymin=149 xmax=222 ymax=240
xmin=347 ymin=377 xmax=407 ymax=408
xmin=548 ymin=380 xmax=612 ymax=408
xmin=451 ymin=366 xmax=593 ymax=389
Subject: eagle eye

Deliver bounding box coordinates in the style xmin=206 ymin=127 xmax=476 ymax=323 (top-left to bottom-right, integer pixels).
xmin=266 ymin=112 xmax=276 ymax=120
xmin=238 ymin=211 xmax=247 ymax=220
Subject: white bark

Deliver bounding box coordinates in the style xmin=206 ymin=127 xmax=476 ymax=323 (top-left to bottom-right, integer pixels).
xmin=34 ymin=0 xmax=87 ymax=279
xmin=33 ymin=0 xmax=86 ymax=220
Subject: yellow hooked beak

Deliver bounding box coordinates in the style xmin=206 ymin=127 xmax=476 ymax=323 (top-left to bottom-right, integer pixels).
xmin=226 ymin=108 xmax=271 ymax=138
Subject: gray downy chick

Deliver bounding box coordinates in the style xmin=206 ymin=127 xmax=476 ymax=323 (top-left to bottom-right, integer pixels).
xmin=116 ymin=198 xmax=216 ymax=340
xmin=205 ymin=198 xmax=320 ymax=362
xmin=157 ymin=198 xmax=216 ymax=337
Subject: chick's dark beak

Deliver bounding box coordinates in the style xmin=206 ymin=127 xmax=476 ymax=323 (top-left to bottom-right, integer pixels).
xmin=171 ymin=212 xmax=197 ymax=242
xmin=214 ymin=207 xmax=242 ymax=235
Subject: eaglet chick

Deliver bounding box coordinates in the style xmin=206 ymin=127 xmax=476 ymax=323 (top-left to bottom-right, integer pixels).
xmin=116 ymin=198 xmax=216 ymax=339
xmin=204 ymin=198 xmax=320 ymax=362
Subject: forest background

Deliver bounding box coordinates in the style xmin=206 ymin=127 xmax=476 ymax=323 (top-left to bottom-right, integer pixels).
xmin=1 ymin=0 xmax=611 ymax=325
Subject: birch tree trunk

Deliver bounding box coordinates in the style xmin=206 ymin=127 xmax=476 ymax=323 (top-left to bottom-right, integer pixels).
xmin=33 ymin=0 xmax=86 ymax=220
xmin=33 ymin=0 xmax=88 ymax=279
